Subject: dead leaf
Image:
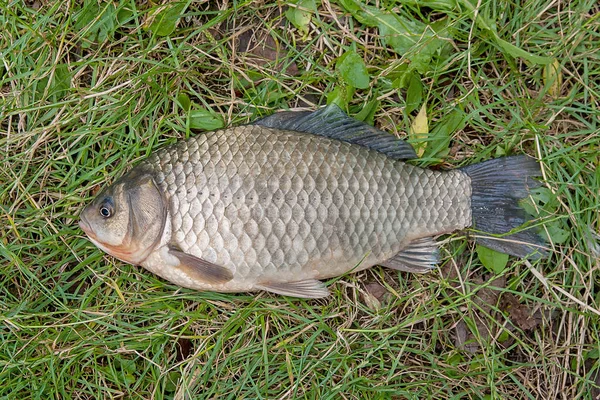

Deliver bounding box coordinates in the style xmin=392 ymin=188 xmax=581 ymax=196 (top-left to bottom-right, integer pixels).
xmin=473 ymin=276 xmax=505 ymax=312
xmin=455 ymin=320 xmax=468 ymax=348
xmin=543 ymin=58 xmax=562 ymax=97
xmin=409 ymin=102 xmax=428 ymax=157
xmin=455 ymin=318 xmax=492 ymax=354
xmin=235 ymin=28 xmax=299 ymax=76
xmin=454 ymin=277 xmax=507 ymax=353
xmin=439 ymin=262 xmax=461 ymax=289
xmin=175 ymin=337 xmax=193 ymax=362
xmin=362 ymin=281 xmax=389 ymax=310
xmin=500 ymin=294 xmax=539 ymax=331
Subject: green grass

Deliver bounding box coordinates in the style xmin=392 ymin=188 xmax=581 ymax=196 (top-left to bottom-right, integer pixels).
xmin=1 ymin=0 xmax=599 ymax=398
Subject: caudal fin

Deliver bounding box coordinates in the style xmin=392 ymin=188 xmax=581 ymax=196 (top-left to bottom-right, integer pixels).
xmin=461 ymin=156 xmax=547 ymax=259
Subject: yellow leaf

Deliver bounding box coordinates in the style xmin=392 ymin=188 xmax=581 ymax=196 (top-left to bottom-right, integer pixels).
xmin=410 ymin=102 xmax=428 ymax=157
xmin=543 ymin=58 xmax=562 ymax=97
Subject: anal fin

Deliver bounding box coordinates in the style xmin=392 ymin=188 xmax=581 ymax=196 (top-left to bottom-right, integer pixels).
xmin=255 ymin=279 xmax=329 ymax=299
xmin=168 ymin=245 xmax=233 ymax=285
xmin=381 ymin=237 xmax=439 ymax=273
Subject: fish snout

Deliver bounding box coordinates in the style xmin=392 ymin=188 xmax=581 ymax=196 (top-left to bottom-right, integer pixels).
xmin=79 ymin=215 xmax=93 ymax=236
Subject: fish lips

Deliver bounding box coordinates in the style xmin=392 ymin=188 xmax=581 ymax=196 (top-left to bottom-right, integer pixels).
xmin=79 ymin=214 xmax=95 ymax=238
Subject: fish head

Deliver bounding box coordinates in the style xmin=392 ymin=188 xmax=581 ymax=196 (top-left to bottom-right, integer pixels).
xmin=80 ymin=171 xmax=166 ymax=265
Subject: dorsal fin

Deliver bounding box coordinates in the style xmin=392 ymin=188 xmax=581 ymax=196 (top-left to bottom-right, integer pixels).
xmin=254 ymin=104 xmax=418 ymax=160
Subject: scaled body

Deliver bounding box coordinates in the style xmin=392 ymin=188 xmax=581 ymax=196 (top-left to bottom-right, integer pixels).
xmin=80 ymin=105 xmax=543 ymax=298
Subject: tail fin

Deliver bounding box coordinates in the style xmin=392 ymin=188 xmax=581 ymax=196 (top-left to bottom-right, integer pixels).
xmin=461 ymin=156 xmax=547 ymax=259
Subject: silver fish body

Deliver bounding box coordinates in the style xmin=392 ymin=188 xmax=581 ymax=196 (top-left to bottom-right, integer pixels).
xmin=142 ymin=125 xmax=470 ymax=291
xmin=80 ymin=105 xmax=544 ymax=298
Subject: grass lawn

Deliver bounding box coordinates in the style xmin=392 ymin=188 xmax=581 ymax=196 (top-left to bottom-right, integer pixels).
xmin=1 ymin=0 xmax=599 ymax=398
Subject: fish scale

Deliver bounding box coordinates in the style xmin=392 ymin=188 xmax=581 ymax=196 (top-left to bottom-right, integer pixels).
xmin=144 ymin=124 xmax=471 ymax=284
xmin=80 ymin=105 xmax=545 ymax=298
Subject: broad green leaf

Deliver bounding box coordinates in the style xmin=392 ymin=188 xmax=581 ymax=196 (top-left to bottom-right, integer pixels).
xmin=74 ymin=1 xmax=117 ymax=47
xmin=51 ymin=64 xmax=71 ymax=96
xmin=74 ymin=1 xmax=100 ymax=30
xmin=337 ymin=0 xmax=362 ymax=13
xmin=531 ymin=187 xmax=554 ymax=204
xmin=355 ymin=97 xmax=379 ymax=124
xmin=521 ymin=186 xmax=554 ymax=216
xmin=145 ymin=2 xmax=189 ymax=37
xmin=409 ymin=103 xmax=428 ymax=157
xmin=390 ymin=65 xmax=412 ymax=89
xmin=410 ymin=20 xmax=452 ymax=73
xmin=165 ymin=371 xmax=182 ymax=392
xmin=423 ymin=108 xmax=465 ymax=158
xmin=285 ymin=0 xmax=316 ymax=36
xmin=454 ymin=0 xmax=552 ymax=65
xmin=336 ymin=50 xmax=370 ymax=89
xmin=405 ymin=72 xmax=423 ymax=113
xmin=543 ymin=58 xmax=562 ymax=97
xmin=393 ymin=0 xmax=553 ymax=65
xmin=586 ymin=349 xmax=600 ymax=360
xmin=34 ymin=76 xmax=50 ymax=100
xmin=546 ymin=224 xmax=570 ymax=244
xmin=34 ymin=64 xmax=71 ymax=101
xmin=477 ymin=245 xmax=509 ymax=274
xmin=177 ymin=93 xmax=191 ymax=111
xmin=497 ymin=328 xmax=511 ymax=343
xmin=395 ymin=0 xmax=457 ymax=11
xmin=118 ymin=357 xmax=136 ymax=374
xmin=495 ymin=38 xmax=553 ymax=65
xmin=446 ymin=352 xmax=463 ymax=366
xmin=326 ymin=85 xmax=354 ymax=109
xmin=188 ymin=108 xmax=224 ymax=131
xmin=495 ymin=146 xmax=507 ymax=157
xmin=117 ymin=5 xmax=136 ymax=25
xmin=338 ymin=1 xmax=450 ymax=73
xmin=370 ymin=12 xmax=419 ymax=53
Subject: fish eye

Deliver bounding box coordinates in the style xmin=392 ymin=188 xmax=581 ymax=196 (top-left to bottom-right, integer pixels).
xmin=99 ymin=198 xmax=114 ymax=219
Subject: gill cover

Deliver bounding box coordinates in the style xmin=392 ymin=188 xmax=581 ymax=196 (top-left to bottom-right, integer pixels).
xmin=124 ymin=173 xmax=167 ymax=263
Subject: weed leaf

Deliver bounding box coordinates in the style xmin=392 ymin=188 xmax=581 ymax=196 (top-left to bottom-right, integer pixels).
xmin=410 ymin=103 xmax=429 ymax=157
xmin=285 ymin=0 xmax=316 ymax=36
xmin=145 ymin=2 xmax=189 ymax=37
xmin=477 ymin=245 xmax=509 ymax=274
xmin=406 ymin=72 xmax=423 ymax=113
xmin=495 ymin=38 xmax=553 ymax=65
xmin=355 ymin=97 xmax=380 ymax=124
xmin=336 ymin=50 xmax=370 ymax=89
xmin=177 ymin=93 xmax=191 ymax=111
xmin=338 ymin=0 xmax=450 ymax=73
xmin=189 ymin=107 xmax=224 ymax=131
xmin=74 ymin=1 xmax=117 ymax=47
xmin=424 ymin=109 xmax=466 ymax=159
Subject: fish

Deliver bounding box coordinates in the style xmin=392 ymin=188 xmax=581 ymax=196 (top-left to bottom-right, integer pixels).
xmin=79 ymin=104 xmax=546 ymax=298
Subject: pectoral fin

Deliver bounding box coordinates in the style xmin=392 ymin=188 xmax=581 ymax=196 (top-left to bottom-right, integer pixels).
xmin=256 ymin=279 xmax=330 ymax=299
xmin=168 ymin=245 xmax=233 ymax=284
xmin=381 ymin=237 xmax=439 ymax=273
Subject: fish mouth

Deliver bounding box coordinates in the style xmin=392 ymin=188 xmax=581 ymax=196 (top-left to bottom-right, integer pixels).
xmin=78 ymin=216 xmax=94 ymax=238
